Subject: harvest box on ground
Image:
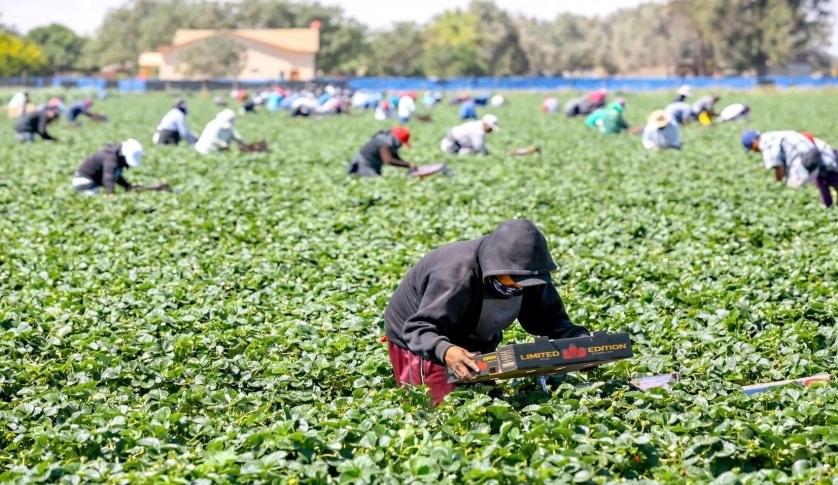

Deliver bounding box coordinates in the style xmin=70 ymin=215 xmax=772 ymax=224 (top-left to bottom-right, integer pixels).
xmin=447 ymin=331 xmax=633 ymax=384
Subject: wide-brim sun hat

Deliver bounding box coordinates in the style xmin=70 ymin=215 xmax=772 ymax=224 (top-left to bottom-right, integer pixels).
xmin=648 ymin=109 xmax=670 ymax=129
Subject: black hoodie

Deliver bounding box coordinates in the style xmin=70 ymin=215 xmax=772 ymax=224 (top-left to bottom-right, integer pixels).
xmin=384 ymin=219 xmax=590 ymax=365
xmin=75 ymin=143 xmax=131 ymax=195
xmin=14 ymin=110 xmax=56 ymax=140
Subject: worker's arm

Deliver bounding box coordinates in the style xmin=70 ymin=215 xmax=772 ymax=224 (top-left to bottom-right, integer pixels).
xmin=116 ymin=175 xmax=132 ymax=191
xmin=774 ymin=166 xmax=785 ymax=182
xmin=378 ymin=146 xmax=416 ymax=170
xmin=37 ymin=114 xmax=56 ymax=141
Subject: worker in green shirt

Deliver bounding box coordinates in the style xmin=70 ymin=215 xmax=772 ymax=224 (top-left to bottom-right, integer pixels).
xmin=585 ymin=99 xmax=627 ymax=131
xmin=599 ymin=99 xmax=633 ymax=135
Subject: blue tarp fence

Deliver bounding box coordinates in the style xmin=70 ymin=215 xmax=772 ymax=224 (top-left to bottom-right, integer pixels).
xmin=3 ymin=76 xmax=838 ymax=93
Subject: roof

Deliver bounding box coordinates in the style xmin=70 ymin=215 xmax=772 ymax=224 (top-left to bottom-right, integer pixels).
xmin=169 ymin=29 xmax=319 ymax=54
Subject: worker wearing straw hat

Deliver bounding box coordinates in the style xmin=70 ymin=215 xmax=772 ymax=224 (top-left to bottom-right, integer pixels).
xmin=642 ymin=110 xmax=682 ymax=151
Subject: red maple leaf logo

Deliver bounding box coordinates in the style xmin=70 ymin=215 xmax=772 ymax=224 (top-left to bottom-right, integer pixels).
xmin=561 ymin=345 xmax=588 ymax=360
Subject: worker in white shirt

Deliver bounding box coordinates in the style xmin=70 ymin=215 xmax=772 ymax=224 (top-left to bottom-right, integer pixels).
xmin=440 ymin=114 xmax=500 ymax=155
xmin=290 ymin=94 xmax=319 ymax=118
xmin=717 ymin=104 xmax=750 ymax=123
xmin=642 ymin=110 xmax=682 ymax=151
xmin=7 ymin=91 xmax=30 ymax=118
xmin=195 ymin=109 xmax=244 ymax=155
xmin=153 ymin=99 xmax=197 ymax=145
xmin=398 ymin=92 xmax=417 ymax=123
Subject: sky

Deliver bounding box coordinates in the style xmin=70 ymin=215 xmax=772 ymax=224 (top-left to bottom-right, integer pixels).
xmin=1 ymin=0 xmax=837 ymax=52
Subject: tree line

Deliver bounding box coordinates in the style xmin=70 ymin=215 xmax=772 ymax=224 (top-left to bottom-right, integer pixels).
xmin=1 ymin=0 xmax=833 ymax=79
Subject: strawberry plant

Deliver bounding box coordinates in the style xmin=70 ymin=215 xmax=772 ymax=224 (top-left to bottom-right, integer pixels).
xmin=0 ymin=91 xmax=836 ymax=484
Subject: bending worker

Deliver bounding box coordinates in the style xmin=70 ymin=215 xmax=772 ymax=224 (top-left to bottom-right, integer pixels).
xmin=384 ymin=219 xmax=592 ymax=404
xmin=440 ymin=114 xmax=500 ymax=155
xmin=348 ymin=126 xmax=416 ymax=176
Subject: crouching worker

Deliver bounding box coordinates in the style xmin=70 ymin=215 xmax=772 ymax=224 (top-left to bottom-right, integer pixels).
xmin=72 ymin=140 xmax=171 ymax=197
xmin=348 ymin=126 xmax=417 ymax=177
xmin=14 ymin=107 xmax=60 ymax=143
xmin=72 ymin=139 xmax=143 ymax=197
xmin=742 ymin=130 xmax=838 ymax=207
xmin=67 ymin=99 xmax=107 ymax=125
xmin=153 ymin=99 xmax=197 ymax=145
xmin=384 ymin=219 xmax=592 ymax=405
xmin=642 ymin=110 xmax=682 ymax=151
xmin=195 ymin=109 xmax=244 ymax=154
xmin=441 ymin=114 xmax=499 ymax=155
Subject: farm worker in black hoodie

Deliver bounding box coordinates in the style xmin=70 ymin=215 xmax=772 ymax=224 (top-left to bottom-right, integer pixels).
xmin=13 ymin=107 xmax=60 ymax=142
xmin=384 ymin=219 xmax=591 ymax=404
xmin=72 ymin=139 xmax=143 ymax=197
xmin=348 ymin=126 xmax=417 ymax=176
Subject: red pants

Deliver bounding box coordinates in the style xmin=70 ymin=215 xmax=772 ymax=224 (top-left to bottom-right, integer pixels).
xmin=388 ymin=342 xmax=455 ymax=405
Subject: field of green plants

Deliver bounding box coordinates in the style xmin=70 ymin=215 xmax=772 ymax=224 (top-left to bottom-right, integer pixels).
xmin=1 ymin=91 xmax=837 ymax=484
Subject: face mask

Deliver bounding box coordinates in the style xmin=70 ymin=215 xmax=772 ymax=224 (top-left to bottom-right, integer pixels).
xmin=490 ymin=277 xmax=524 ymax=297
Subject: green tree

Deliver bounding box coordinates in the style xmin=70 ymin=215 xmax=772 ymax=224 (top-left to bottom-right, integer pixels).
xmin=178 ymin=33 xmax=248 ymax=86
xmin=0 ymin=32 xmax=48 ymax=76
xmin=693 ymin=0 xmax=832 ymax=75
xmin=468 ymin=0 xmax=528 ymax=76
xmin=26 ymin=24 xmax=86 ymax=74
xmin=365 ymin=22 xmax=425 ymax=77
xmin=420 ymin=10 xmax=483 ymax=77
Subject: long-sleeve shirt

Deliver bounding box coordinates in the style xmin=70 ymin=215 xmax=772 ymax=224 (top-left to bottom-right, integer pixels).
xmin=195 ymin=119 xmax=243 ymax=154
xmin=691 ymin=96 xmax=716 ymax=116
xmin=447 ymin=120 xmax=489 ymax=155
xmin=157 ymin=109 xmax=194 ymax=141
xmin=14 ymin=111 xmax=55 ymax=140
xmin=664 ymin=102 xmax=693 ymax=125
xmin=398 ymin=96 xmax=415 ymax=118
xmin=74 ymin=143 xmax=131 ymax=194
xmin=642 ymin=121 xmax=682 ymax=150
xmin=757 ymin=131 xmax=830 ymax=188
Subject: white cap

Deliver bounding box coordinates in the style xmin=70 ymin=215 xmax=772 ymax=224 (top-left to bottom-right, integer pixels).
xmin=482 ymin=114 xmax=500 ymax=131
xmin=677 ymin=85 xmax=691 ymax=97
xmin=325 ymin=85 xmax=336 ymax=95
xmin=121 ymin=138 xmax=143 ymax=168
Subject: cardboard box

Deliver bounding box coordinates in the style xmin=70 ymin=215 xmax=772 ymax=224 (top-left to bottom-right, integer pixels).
xmin=446 ymin=331 xmax=633 ymax=384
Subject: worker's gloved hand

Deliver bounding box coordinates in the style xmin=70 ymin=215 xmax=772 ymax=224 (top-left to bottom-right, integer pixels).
xmin=444 ymin=346 xmax=480 ymax=382
xmin=408 ymin=163 xmax=418 ymax=172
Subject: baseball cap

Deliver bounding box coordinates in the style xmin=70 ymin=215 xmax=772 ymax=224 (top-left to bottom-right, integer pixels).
xmin=391 ymin=126 xmax=411 ymax=147
xmin=482 ymin=114 xmax=500 ymax=131
xmin=741 ymin=130 xmax=760 ymax=151
xmin=677 ymin=85 xmax=691 ymax=97
xmin=121 ymin=138 xmax=144 ymax=168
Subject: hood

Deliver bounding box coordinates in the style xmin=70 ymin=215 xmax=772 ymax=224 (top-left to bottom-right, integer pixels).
xmin=477 ymin=219 xmax=557 ymax=285
xmin=607 ymin=102 xmax=624 ymax=112
xmin=102 ymin=143 xmax=130 ymax=167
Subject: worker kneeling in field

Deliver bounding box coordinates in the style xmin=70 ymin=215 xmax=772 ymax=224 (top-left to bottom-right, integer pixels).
xmin=72 ymin=139 xmax=143 ymax=197
xmin=441 ymin=114 xmax=499 ymax=155
xmin=13 ymin=107 xmax=60 ymax=143
xmin=195 ymin=109 xmax=244 ymax=154
xmin=384 ymin=219 xmax=592 ymax=404
xmin=742 ymin=130 xmax=838 ymax=207
xmin=348 ymin=126 xmax=417 ymax=176
xmin=642 ymin=110 xmax=682 ymax=151
xmin=153 ymin=99 xmax=197 ymax=145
